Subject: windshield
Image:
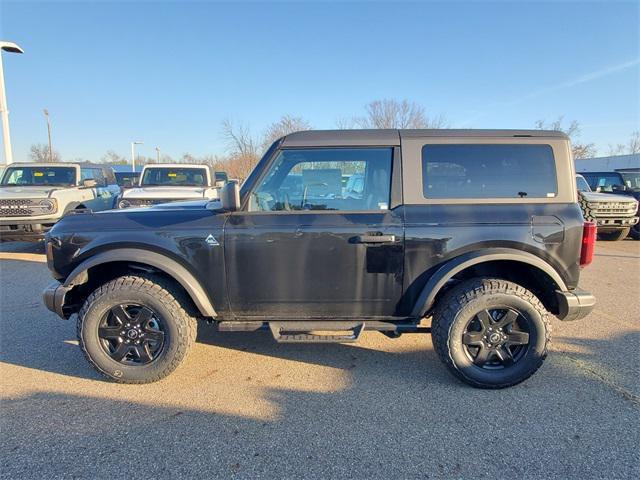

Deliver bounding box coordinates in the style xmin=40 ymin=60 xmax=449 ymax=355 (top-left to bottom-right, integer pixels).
xmin=581 ymin=173 xmax=627 ymax=192
xmin=576 ymin=176 xmax=591 ymax=192
xmin=620 ymin=172 xmax=640 ymax=190
xmin=140 ymin=167 xmax=207 ymax=187
xmin=0 ymin=166 xmax=77 ymax=186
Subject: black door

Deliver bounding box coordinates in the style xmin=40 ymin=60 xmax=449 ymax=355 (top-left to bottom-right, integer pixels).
xmin=224 ymin=147 xmax=404 ymax=319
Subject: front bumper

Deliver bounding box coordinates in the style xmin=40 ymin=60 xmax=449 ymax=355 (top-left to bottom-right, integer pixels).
xmin=555 ymin=288 xmax=596 ymax=322
xmin=43 ymin=281 xmax=74 ymax=319
xmin=594 ymin=216 xmax=639 ymax=228
xmin=0 ymin=219 xmax=58 ymax=242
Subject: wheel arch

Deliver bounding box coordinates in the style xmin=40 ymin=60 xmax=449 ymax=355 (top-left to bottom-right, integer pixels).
xmin=63 ymin=248 xmax=216 ymax=318
xmin=412 ymin=249 xmax=568 ymax=318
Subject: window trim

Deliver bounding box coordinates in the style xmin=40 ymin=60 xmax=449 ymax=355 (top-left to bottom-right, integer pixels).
xmin=400 ymin=136 xmax=576 ymax=205
xmin=239 ymin=146 xmax=397 ymax=214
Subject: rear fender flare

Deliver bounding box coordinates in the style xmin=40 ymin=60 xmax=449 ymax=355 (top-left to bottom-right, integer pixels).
xmin=411 ymin=248 xmax=568 ymax=317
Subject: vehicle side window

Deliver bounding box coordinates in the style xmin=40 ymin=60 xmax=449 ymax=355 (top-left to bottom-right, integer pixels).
xmin=421 ymin=144 xmax=558 ymax=199
xmin=92 ymin=168 xmax=106 ymax=187
xmin=248 ymin=148 xmax=393 ymax=212
xmin=80 ymin=167 xmax=106 ymax=186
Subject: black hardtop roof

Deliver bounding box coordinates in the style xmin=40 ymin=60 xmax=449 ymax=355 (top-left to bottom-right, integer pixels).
xmin=281 ymin=129 xmax=568 ymax=147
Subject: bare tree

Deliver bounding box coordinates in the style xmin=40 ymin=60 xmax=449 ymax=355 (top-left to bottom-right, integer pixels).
xmin=627 ymin=131 xmax=640 ymax=154
xmin=349 ymin=99 xmax=447 ymax=129
xmin=261 ymin=115 xmax=312 ymax=151
xmin=221 ymin=118 xmax=261 ymax=180
xmin=29 ymin=143 xmax=61 ymax=163
xmin=534 ymin=117 xmax=596 ymax=159
xmin=101 ymin=150 xmax=127 ymax=164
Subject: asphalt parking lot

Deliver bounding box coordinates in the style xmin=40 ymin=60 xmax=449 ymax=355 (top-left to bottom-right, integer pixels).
xmin=1 ymin=240 xmax=638 ymax=479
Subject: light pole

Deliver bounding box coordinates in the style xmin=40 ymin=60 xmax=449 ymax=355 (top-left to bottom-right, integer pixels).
xmin=155 ymin=146 xmax=160 ymax=163
xmin=130 ymin=140 xmax=143 ymax=172
xmin=43 ymin=109 xmax=53 ymax=162
xmin=0 ymin=41 xmax=24 ymax=166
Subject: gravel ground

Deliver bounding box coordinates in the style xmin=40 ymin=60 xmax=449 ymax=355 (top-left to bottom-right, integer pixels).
xmin=1 ymin=239 xmax=638 ymax=479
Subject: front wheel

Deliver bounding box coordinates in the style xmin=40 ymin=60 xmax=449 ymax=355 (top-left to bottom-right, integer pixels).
xmin=598 ymin=228 xmax=630 ymax=241
xmin=77 ymin=274 xmax=197 ymax=383
xmin=431 ymin=278 xmax=551 ymax=389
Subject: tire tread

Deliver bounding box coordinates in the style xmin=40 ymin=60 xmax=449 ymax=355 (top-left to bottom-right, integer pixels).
xmin=431 ymin=277 xmax=551 ymax=389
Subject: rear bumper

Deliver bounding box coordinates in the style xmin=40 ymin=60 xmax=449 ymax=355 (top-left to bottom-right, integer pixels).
xmin=43 ymin=281 xmax=73 ymax=319
xmin=555 ymin=288 xmax=596 ymax=322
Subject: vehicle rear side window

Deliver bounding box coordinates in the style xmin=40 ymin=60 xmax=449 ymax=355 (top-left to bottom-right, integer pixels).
xmin=421 ymin=144 xmax=557 ymax=199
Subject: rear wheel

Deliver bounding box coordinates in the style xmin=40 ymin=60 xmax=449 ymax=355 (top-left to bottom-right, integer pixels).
xmin=77 ymin=274 xmax=197 ymax=383
xmin=431 ymin=278 xmax=550 ymax=389
xmin=598 ymin=228 xmax=630 ymax=241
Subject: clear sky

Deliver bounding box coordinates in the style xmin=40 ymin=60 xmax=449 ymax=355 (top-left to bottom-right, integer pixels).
xmin=1 ymin=0 xmax=638 ymax=162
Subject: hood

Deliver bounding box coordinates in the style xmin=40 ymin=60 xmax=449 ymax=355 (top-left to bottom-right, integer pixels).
xmin=580 ymin=190 xmax=638 ymax=204
xmin=121 ymin=186 xmax=207 ymax=199
xmin=0 ymin=185 xmax=65 ymax=199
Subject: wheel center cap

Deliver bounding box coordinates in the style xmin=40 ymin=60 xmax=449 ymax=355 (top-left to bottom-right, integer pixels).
xmin=126 ymin=329 xmax=139 ymax=339
xmin=489 ymin=332 xmax=501 ymax=344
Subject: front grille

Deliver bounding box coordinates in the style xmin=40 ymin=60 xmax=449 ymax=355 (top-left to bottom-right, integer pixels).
xmin=589 ymin=202 xmax=638 ymax=217
xmin=0 ymin=198 xmax=56 ymax=217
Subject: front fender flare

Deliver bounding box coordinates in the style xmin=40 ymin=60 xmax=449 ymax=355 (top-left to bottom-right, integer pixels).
xmin=411 ymin=248 xmax=568 ymax=318
xmin=63 ymin=248 xmax=216 ymax=318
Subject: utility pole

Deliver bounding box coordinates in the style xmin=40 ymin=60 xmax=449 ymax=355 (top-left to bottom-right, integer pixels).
xmin=155 ymin=146 xmax=160 ymax=163
xmin=0 ymin=41 xmax=24 ymax=166
xmin=43 ymin=109 xmax=53 ymax=162
xmin=131 ymin=140 xmax=143 ymax=172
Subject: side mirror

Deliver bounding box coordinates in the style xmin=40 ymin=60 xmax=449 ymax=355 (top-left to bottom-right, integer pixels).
xmin=214 ymin=180 xmax=226 ymax=188
xmin=220 ymin=181 xmax=240 ymax=211
xmin=82 ymin=179 xmax=97 ymax=188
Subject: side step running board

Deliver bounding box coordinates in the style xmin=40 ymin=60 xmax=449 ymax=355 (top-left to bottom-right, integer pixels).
xmin=268 ymin=321 xmax=365 ymax=343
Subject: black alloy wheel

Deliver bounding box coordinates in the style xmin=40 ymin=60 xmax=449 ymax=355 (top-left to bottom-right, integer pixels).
xmin=98 ymin=304 xmax=165 ymax=365
xmin=461 ymin=307 xmax=530 ymax=369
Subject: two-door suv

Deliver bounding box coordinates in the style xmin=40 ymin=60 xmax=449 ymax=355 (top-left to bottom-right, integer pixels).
xmin=0 ymin=163 xmax=121 ymax=242
xmin=43 ymin=130 xmax=596 ymax=388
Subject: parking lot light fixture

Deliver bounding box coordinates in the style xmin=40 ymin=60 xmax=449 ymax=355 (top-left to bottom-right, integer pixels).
xmin=131 ymin=140 xmax=143 ymax=172
xmin=0 ymin=41 xmax=24 ymax=166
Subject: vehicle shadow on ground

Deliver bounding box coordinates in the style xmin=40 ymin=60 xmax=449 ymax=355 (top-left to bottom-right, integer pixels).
xmin=2 ymin=333 xmax=639 ymax=478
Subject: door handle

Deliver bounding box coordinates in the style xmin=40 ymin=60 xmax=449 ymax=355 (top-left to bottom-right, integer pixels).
xmin=353 ymin=234 xmax=396 ymax=244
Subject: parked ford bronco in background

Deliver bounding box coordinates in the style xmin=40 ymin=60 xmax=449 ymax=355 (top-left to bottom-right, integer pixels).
xmin=576 ymin=174 xmax=639 ymax=241
xmin=578 ymin=170 xmax=640 ymax=240
xmin=0 ymin=163 xmax=120 ymax=242
xmin=43 ymin=129 xmax=596 ymax=388
xmin=117 ymin=164 xmax=226 ymax=209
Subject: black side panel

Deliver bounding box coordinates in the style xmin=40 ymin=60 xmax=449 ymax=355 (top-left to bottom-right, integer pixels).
xmin=399 ymin=203 xmax=583 ymax=316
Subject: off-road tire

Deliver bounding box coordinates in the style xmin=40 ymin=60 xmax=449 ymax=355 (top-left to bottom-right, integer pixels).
xmin=578 ymin=191 xmax=595 ymax=222
xmin=597 ymin=227 xmax=630 ymax=241
xmin=431 ymin=278 xmax=551 ymax=389
xmin=630 ymin=224 xmax=640 ymax=240
xmin=77 ymin=274 xmax=197 ymax=384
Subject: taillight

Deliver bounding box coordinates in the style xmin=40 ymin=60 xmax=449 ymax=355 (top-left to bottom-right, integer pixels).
xmin=580 ymin=222 xmax=596 ymax=267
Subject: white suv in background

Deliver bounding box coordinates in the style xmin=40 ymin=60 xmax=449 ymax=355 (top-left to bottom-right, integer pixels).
xmin=118 ymin=164 xmax=226 ymax=209
xmin=0 ymin=163 xmax=121 ymax=242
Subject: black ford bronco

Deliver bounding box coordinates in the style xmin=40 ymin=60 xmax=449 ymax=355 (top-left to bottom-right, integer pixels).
xmin=43 ymin=129 xmax=596 ymax=388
